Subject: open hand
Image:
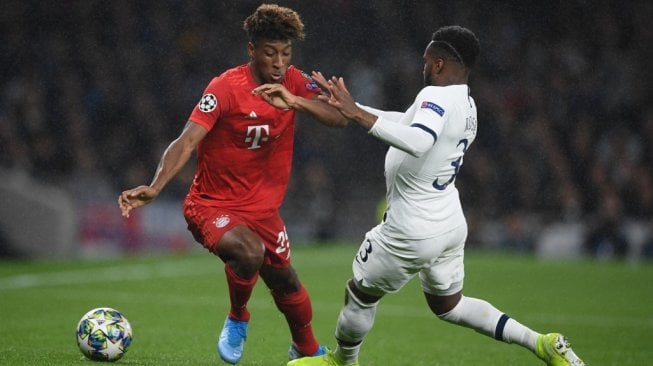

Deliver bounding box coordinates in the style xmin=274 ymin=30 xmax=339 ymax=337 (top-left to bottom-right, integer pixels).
xmin=311 ymin=71 xmax=359 ymax=120
xmin=118 ymin=186 xmax=159 ymax=218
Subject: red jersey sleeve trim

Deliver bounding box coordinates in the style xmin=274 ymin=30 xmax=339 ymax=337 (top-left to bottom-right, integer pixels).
xmin=188 ymin=119 xmax=211 ymax=132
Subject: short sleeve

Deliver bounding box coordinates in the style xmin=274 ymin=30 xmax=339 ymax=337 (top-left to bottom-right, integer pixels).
xmin=412 ymin=87 xmax=448 ymax=137
xmin=286 ymin=66 xmax=322 ymax=99
xmin=188 ymin=77 xmax=231 ymax=131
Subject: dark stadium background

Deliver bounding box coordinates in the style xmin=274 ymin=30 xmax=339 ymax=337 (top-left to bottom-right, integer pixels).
xmin=1 ymin=0 xmax=651 ymax=260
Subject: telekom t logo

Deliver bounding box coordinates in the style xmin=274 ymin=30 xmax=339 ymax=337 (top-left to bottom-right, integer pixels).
xmin=245 ymin=124 xmax=269 ymax=149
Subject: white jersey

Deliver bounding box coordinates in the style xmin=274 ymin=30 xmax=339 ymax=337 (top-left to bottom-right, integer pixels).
xmin=363 ymin=84 xmax=477 ymax=240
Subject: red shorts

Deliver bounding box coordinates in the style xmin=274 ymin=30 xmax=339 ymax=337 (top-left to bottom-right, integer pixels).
xmin=183 ymin=199 xmax=291 ymax=268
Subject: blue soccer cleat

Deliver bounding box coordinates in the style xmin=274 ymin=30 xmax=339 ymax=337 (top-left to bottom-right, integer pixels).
xmin=288 ymin=342 xmax=328 ymax=361
xmin=217 ymin=316 xmax=249 ymax=364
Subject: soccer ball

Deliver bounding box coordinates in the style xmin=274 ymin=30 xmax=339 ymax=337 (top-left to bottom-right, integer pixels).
xmin=76 ymin=307 xmax=133 ymax=362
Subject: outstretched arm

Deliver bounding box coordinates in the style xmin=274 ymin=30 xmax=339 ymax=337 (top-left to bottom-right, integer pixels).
xmin=311 ymin=72 xmax=379 ymax=129
xmin=252 ymin=83 xmax=348 ymax=128
xmin=356 ymin=103 xmax=405 ymax=123
xmin=118 ymin=121 xmax=207 ymax=217
xmin=314 ymin=73 xmax=434 ymax=157
xmin=311 ymin=71 xmax=404 ymax=123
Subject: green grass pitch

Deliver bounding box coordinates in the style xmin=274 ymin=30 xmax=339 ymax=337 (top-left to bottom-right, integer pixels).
xmin=1 ymin=243 xmax=651 ymax=365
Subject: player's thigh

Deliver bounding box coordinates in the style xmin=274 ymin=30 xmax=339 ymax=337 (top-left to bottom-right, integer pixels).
xmin=183 ymin=203 xmax=248 ymax=255
xmin=259 ymin=264 xmax=300 ymax=293
xmin=419 ymin=224 xmax=467 ymax=296
xmin=352 ymin=232 xmax=417 ymax=297
xmin=246 ymin=213 xmax=294 ymax=269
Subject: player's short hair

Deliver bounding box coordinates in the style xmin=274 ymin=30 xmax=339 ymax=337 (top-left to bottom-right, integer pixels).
xmin=243 ymin=4 xmax=305 ymax=42
xmin=430 ymin=26 xmax=480 ymax=69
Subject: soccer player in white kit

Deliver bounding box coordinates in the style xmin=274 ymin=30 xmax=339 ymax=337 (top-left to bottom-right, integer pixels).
xmin=288 ymin=26 xmax=585 ymax=366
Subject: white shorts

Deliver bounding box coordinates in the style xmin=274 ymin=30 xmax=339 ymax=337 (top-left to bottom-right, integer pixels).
xmin=352 ymin=222 xmax=467 ymax=297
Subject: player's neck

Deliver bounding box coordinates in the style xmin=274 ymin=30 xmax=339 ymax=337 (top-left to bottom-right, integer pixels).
xmin=434 ymin=70 xmax=468 ymax=86
xmin=247 ymin=62 xmax=264 ymax=85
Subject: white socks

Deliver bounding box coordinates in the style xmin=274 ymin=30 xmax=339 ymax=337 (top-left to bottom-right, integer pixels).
xmin=437 ymin=295 xmax=539 ymax=351
xmin=333 ymin=291 xmax=540 ymax=364
xmin=334 ymin=285 xmax=378 ymax=364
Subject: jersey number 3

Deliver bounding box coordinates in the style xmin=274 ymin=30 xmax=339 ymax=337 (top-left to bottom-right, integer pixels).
xmin=433 ymin=138 xmax=469 ymax=190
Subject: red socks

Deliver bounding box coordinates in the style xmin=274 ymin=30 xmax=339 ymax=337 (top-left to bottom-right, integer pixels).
xmin=272 ymin=285 xmax=319 ymax=356
xmin=224 ymin=265 xmax=319 ymax=355
xmin=224 ymin=264 xmax=258 ymax=322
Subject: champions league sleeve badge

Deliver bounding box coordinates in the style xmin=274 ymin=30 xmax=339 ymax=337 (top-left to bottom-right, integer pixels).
xmin=421 ymin=101 xmax=445 ymax=116
xmin=198 ymin=93 xmax=218 ymax=112
xmin=301 ymin=71 xmax=319 ymax=91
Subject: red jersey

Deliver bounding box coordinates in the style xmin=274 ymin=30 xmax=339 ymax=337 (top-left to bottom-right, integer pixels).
xmin=186 ymin=64 xmax=321 ymax=215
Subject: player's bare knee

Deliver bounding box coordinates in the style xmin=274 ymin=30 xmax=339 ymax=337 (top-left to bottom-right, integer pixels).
xmin=346 ymin=280 xmax=381 ymax=305
xmin=218 ymin=237 xmax=264 ymax=277
xmin=239 ymin=241 xmax=265 ymax=273
xmin=426 ymin=291 xmax=462 ymax=317
xmin=261 ymin=266 xmax=301 ymax=294
xmin=277 ymin=275 xmax=301 ymax=294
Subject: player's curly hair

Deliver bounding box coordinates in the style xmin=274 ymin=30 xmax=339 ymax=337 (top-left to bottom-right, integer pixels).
xmin=243 ymin=4 xmax=305 ymax=42
xmin=431 ymin=25 xmax=480 ymax=69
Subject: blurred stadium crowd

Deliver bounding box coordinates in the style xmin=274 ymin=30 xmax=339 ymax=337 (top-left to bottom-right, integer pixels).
xmin=1 ymin=0 xmax=651 ymax=259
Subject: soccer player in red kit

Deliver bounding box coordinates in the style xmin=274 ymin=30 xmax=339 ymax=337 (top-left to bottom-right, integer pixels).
xmin=118 ymin=4 xmax=347 ymax=365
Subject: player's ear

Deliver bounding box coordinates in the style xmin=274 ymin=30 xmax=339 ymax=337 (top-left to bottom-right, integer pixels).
xmin=433 ymin=57 xmax=444 ymax=74
xmin=433 ymin=57 xmax=445 ymax=74
xmin=247 ymin=42 xmax=255 ymax=59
